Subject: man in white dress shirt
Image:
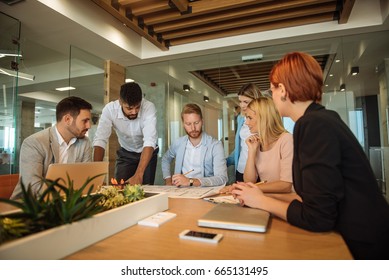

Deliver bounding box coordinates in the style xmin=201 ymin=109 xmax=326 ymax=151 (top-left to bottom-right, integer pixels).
xmin=93 ymin=82 xmax=158 ymax=185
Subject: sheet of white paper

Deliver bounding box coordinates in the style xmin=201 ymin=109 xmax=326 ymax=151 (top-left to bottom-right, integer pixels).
xmin=142 ymin=185 xmax=224 ymax=199
xmin=203 ymin=195 xmax=239 ymax=204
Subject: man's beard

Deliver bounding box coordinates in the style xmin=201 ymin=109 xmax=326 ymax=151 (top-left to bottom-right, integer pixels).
xmin=77 ymin=131 xmax=88 ymax=139
xmin=187 ymin=129 xmax=202 ymax=139
xmin=68 ymin=125 xmax=88 ymax=139
xmin=126 ymin=114 xmax=138 ymax=120
xmin=122 ymin=108 xmax=138 ymax=120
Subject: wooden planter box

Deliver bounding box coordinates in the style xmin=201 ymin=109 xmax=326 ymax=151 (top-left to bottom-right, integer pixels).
xmin=0 ymin=192 xmax=168 ymax=260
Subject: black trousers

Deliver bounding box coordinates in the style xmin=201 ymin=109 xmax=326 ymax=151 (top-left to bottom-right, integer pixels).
xmin=115 ymin=147 xmax=159 ymax=185
xmin=235 ymin=171 xmax=244 ymax=182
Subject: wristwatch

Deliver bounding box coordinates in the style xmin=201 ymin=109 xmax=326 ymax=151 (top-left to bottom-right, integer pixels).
xmin=189 ymin=178 xmax=194 ymax=187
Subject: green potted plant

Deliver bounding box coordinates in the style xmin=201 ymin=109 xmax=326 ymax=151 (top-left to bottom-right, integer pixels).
xmin=0 ymin=175 xmax=168 ymax=259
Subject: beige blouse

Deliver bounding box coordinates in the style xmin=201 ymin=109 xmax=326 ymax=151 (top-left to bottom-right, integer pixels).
xmin=254 ymin=132 xmax=293 ymax=184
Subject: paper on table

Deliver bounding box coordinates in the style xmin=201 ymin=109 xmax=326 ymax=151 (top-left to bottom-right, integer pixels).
xmin=142 ymin=185 xmax=224 ymax=199
xmin=203 ymin=195 xmax=240 ymax=204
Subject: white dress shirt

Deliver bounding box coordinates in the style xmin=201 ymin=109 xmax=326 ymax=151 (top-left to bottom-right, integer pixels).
xmin=55 ymin=126 xmax=77 ymax=163
xmin=93 ymin=99 xmax=158 ymax=153
xmin=182 ymin=139 xmax=202 ymax=178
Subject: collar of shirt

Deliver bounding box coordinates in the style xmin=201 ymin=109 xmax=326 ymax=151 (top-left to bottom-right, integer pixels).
xmin=182 ymin=139 xmax=202 ymax=178
xmin=55 ymin=126 xmax=77 ymax=163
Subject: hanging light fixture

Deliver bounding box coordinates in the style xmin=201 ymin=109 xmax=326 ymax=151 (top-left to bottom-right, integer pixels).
xmin=203 ymin=96 xmax=209 ymax=102
xmin=340 ymin=84 xmax=346 ymax=92
xmin=0 ymin=50 xmax=22 ymax=58
xmin=0 ymin=67 xmax=35 ymax=81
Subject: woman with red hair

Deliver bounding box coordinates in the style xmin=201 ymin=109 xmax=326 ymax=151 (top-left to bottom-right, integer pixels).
xmin=232 ymin=52 xmax=389 ymax=259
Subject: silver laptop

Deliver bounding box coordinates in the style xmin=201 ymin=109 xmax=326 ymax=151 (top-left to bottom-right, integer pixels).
xmin=198 ymin=203 xmax=271 ymax=233
xmin=45 ymin=162 xmax=109 ymax=194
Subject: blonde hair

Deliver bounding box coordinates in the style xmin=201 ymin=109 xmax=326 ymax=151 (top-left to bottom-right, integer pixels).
xmin=238 ymin=83 xmax=262 ymax=100
xmin=247 ymin=96 xmax=286 ymax=148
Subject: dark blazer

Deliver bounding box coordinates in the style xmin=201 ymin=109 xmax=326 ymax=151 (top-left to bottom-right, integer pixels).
xmin=287 ymin=102 xmax=389 ymax=259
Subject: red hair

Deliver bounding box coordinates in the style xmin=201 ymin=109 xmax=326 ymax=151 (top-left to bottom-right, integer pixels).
xmin=269 ymin=52 xmax=323 ymax=103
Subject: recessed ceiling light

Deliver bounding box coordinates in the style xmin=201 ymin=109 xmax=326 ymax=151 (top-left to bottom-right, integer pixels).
xmin=183 ymin=84 xmax=190 ymax=92
xmin=335 ymin=59 xmax=340 ymax=63
xmin=351 ymin=66 xmax=359 ymax=76
xmin=55 ymin=86 xmax=76 ymax=91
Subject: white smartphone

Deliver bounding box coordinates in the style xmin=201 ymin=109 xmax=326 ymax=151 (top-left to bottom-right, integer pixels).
xmin=179 ymin=229 xmax=223 ymax=244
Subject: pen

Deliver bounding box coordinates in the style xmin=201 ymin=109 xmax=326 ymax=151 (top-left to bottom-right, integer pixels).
xmin=255 ymin=180 xmax=267 ymax=186
xmin=183 ymin=169 xmax=194 ymax=176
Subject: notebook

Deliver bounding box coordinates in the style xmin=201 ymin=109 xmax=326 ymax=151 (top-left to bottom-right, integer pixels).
xmin=198 ymin=203 xmax=270 ymax=233
xmin=44 ymin=162 xmax=109 ymax=194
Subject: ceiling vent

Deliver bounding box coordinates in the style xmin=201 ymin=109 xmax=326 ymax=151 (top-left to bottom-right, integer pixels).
xmin=242 ymin=54 xmax=263 ymax=62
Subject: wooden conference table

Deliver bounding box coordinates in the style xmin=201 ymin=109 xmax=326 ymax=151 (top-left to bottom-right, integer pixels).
xmin=63 ymin=198 xmax=352 ymax=260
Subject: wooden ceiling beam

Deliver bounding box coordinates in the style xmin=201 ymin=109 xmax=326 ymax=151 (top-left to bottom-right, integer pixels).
xmin=91 ymin=0 xmax=169 ymax=50
xmin=153 ymin=0 xmax=335 ymax=33
xmin=338 ymin=0 xmax=355 ymax=24
xmin=128 ymin=0 xmax=172 ymax=16
xmin=94 ymin=0 xmax=346 ymax=52
xmin=190 ymin=0 xmax=272 ymax=13
xmin=118 ymin=0 xmax=143 ymax=5
xmin=171 ymin=0 xmax=189 ymax=12
xmin=204 ymin=69 xmax=272 ymax=76
xmin=168 ymin=13 xmax=334 ymax=46
xmin=143 ymin=0 xmax=273 ymax=25
xmin=162 ymin=4 xmax=336 ymax=40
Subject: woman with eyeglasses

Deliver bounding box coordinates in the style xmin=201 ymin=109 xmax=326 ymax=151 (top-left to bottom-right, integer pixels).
xmin=231 ymin=52 xmax=389 ymax=259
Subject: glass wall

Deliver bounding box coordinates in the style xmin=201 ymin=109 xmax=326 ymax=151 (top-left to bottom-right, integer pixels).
xmin=68 ymin=46 xmax=105 ymax=143
xmin=0 ymin=12 xmax=20 ymax=175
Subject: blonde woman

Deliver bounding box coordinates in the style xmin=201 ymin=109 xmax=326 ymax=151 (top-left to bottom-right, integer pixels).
xmin=243 ymin=96 xmax=293 ymax=193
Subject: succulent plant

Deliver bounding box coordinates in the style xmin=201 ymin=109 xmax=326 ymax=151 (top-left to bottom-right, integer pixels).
xmin=0 ymin=217 xmax=32 ymax=244
xmin=97 ymin=186 xmax=127 ymax=209
xmin=123 ymin=184 xmax=145 ymax=203
xmin=97 ymin=184 xmax=145 ymax=210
